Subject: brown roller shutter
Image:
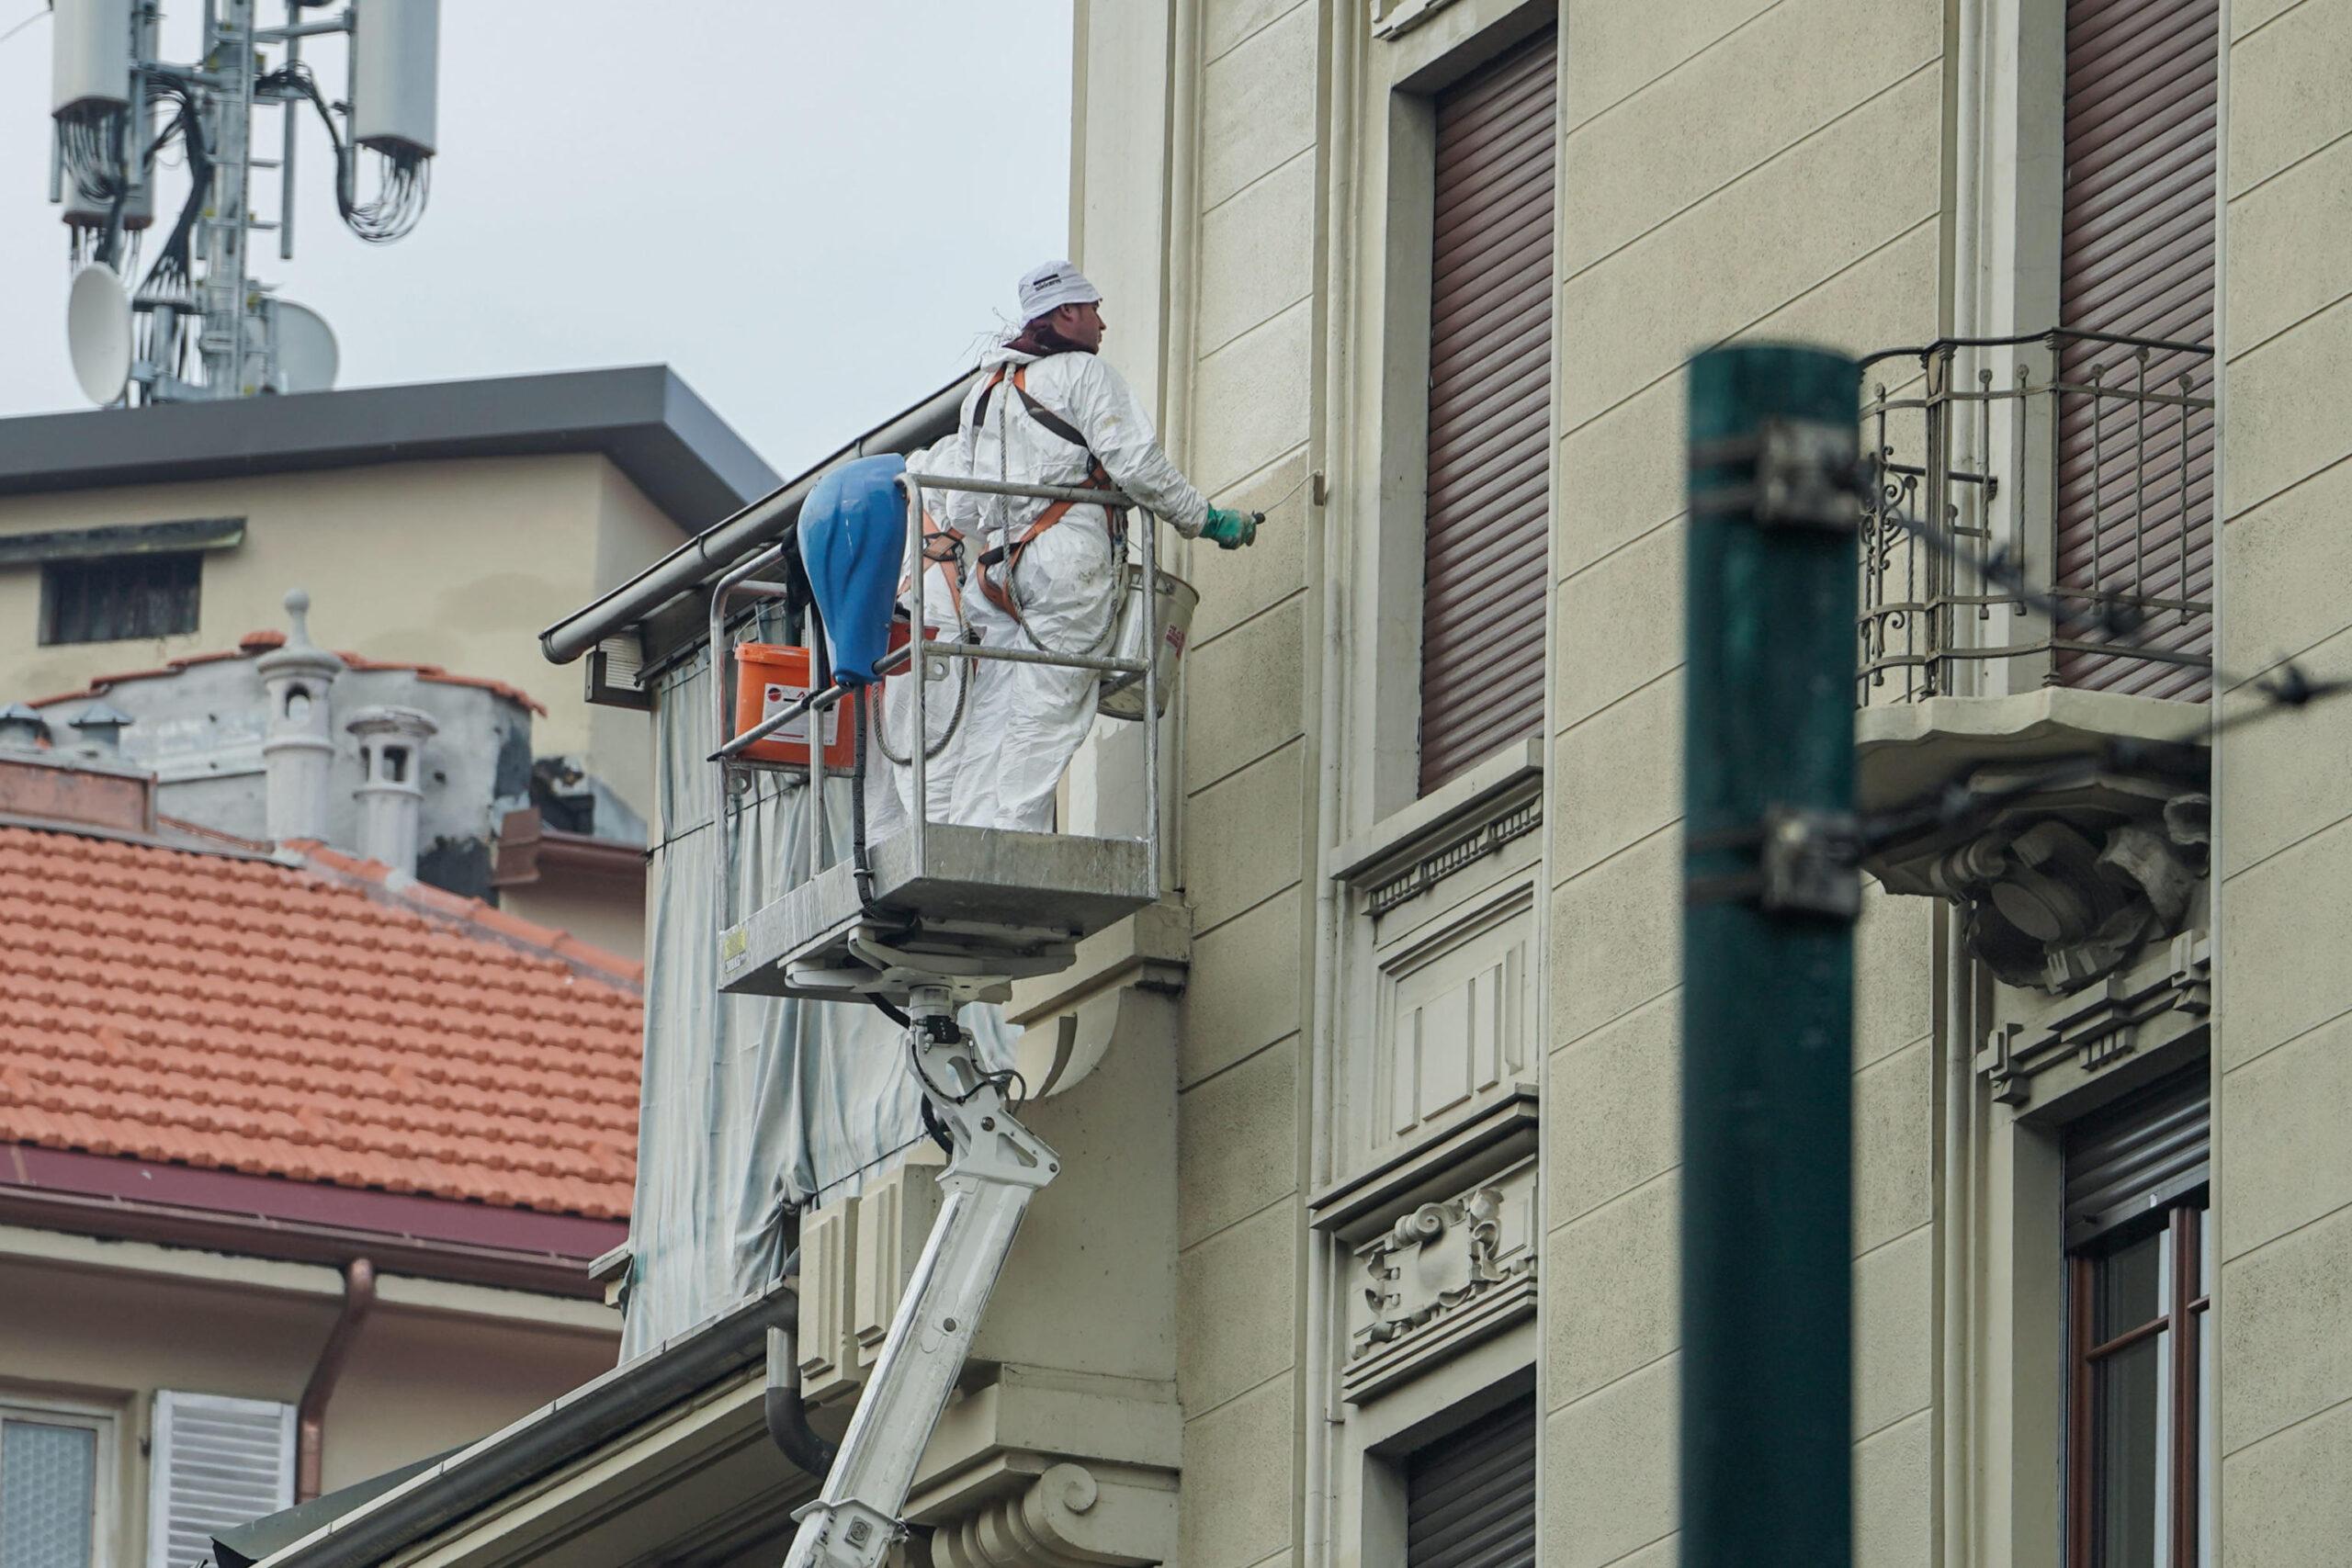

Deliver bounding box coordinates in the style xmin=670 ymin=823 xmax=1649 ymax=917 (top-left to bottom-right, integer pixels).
xmin=2064 ymin=1070 xmax=2209 ymax=1247
xmin=1418 ymin=28 xmax=1556 ymax=795
xmin=1406 ymin=1395 xmax=1538 ymax=1568
xmin=2053 ymin=0 xmax=2219 ymax=700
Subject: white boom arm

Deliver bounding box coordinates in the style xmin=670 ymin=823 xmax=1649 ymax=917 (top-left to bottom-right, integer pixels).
xmin=780 ymin=987 xmax=1058 ymax=1568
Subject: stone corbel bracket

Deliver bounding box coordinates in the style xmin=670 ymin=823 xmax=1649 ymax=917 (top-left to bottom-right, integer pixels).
xmin=925 ymin=1458 xmax=1176 ymax=1568
xmin=1869 ymin=763 xmax=2209 ymax=996
xmin=1005 ymin=898 xmax=1190 ymax=1099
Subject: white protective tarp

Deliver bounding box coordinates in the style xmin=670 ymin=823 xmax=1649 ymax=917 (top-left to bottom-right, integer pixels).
xmin=621 ymin=635 xmax=1013 ymax=1355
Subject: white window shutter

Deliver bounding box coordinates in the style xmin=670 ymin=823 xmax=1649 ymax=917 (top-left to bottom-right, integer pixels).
xmin=144 ymin=1393 xmax=294 ymax=1568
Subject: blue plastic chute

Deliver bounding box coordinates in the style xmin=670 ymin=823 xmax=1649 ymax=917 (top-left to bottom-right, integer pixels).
xmin=797 ymin=453 xmax=908 ymax=686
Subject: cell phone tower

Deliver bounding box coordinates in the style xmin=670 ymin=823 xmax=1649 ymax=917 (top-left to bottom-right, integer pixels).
xmin=47 ymin=0 xmax=439 ymax=406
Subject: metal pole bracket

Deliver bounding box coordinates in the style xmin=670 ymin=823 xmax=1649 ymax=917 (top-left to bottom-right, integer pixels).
xmin=1690 ymin=418 xmax=1864 ymax=532
xmin=1686 ymin=806 xmax=1863 ymax=921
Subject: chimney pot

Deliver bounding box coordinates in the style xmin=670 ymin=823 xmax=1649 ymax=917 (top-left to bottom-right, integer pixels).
xmin=256 ymin=588 xmax=345 ymax=844
xmin=70 ymin=702 xmax=134 ymax=753
xmin=346 ymin=705 xmax=437 ymax=873
xmin=0 ymin=704 xmax=48 ymax=751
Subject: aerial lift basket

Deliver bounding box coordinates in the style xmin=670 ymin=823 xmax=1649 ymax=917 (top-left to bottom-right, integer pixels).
xmin=703 ymin=467 xmax=1189 ymax=1568
xmin=707 ymin=469 xmax=1170 ymax=1006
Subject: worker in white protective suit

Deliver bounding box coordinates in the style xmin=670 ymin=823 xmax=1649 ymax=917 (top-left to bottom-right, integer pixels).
xmin=863 ymin=435 xmax=977 ymax=837
xmin=943 ymin=261 xmax=1261 ymax=831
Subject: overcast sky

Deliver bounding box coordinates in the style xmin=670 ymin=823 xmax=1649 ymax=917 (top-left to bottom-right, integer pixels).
xmin=0 ymin=0 xmax=1072 ymax=475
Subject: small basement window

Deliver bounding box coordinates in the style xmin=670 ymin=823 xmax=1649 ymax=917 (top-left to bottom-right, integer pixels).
xmin=40 ymin=552 xmax=202 ymax=646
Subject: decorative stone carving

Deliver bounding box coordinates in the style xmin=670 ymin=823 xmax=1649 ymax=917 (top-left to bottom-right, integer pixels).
xmin=1359 ymin=1190 xmax=1505 ymax=1350
xmin=926 ymin=1461 xmax=1173 ymax=1568
xmin=1341 ymin=1161 xmax=1537 ymax=1403
xmin=1976 ymin=931 xmax=2211 ymax=1108
xmin=1871 ymin=762 xmax=2209 ymax=996
xmin=1371 ymin=0 xmax=1465 ymax=39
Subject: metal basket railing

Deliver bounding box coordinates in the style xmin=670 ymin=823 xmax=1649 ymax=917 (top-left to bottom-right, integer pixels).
xmin=1858 ymin=328 xmax=2216 ymax=705
xmin=703 ymin=472 xmax=1165 ymax=948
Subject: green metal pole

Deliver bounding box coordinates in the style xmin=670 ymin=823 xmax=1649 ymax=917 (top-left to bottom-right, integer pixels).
xmin=1680 ymin=344 xmax=1860 ymax=1566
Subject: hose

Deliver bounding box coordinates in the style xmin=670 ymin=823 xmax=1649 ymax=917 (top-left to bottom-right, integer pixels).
xmin=850 ymin=693 xmax=883 ymax=915
xmin=869 ymin=620 xmax=975 ymax=768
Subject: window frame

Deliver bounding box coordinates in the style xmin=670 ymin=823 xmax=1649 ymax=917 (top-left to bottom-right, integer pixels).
xmin=38 ymin=551 xmax=204 ymax=648
xmin=1409 ymin=22 xmax=1557 ymax=799
xmin=1354 ymin=1363 xmax=1538 ymax=1568
xmin=1342 ymin=0 xmax=1562 ymax=832
xmin=2066 ymin=1192 xmax=2210 ymax=1568
xmin=0 ymin=1393 xmax=120 ymax=1568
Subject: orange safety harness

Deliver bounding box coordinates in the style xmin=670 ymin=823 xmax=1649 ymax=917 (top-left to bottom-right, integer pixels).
xmin=963 ymin=363 xmax=1127 ymax=618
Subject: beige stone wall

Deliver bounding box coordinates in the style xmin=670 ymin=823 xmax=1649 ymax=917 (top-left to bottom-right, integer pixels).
xmin=2216 ymin=0 xmax=2352 ymax=1555
xmin=1141 ymin=5 xmax=1323 ymax=1568
xmin=0 ymin=1238 xmax=616 ymax=1554
xmin=500 ymin=871 xmax=648 ymax=964
xmin=1542 ymin=4 xmax=1946 ymax=1564
xmin=1078 ymin=3 xmax=1957 ymax=1565
xmin=0 ymin=452 xmax=680 ymax=817
xmin=1069 ymin=5 xmax=2352 ymax=1568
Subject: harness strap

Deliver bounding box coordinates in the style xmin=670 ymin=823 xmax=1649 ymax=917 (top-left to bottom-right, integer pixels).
xmin=969 ymin=364 xmax=1127 ymax=618
xmin=900 ymin=508 xmax=967 ymax=618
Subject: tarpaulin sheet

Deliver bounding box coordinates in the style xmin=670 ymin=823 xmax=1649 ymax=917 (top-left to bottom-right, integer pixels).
xmin=620 ymin=639 xmax=1012 ymax=1355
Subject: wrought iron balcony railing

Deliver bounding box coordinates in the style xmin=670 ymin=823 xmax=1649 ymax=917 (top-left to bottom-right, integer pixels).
xmin=1858 ymin=329 xmax=2216 ymax=706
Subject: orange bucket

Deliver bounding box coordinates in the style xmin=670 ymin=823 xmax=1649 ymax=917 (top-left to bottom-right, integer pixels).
xmin=728 ymin=623 xmax=936 ymax=770
xmin=731 ymin=643 xmax=854 ymax=770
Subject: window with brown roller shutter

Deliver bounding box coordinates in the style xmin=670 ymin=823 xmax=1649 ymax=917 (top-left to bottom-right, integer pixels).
xmin=1417 ymin=28 xmax=1556 ymax=796
xmin=2053 ymin=0 xmax=2219 ymax=701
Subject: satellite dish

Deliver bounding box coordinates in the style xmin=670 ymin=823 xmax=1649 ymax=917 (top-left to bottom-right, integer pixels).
xmin=66 ymin=265 xmax=133 ymax=407
xmin=271 ymin=301 xmax=340 ymax=394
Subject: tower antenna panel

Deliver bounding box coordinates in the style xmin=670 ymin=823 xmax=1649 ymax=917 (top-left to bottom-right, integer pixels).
xmin=50 ymin=0 xmax=133 ymax=116
xmin=351 ymin=0 xmax=441 ymax=157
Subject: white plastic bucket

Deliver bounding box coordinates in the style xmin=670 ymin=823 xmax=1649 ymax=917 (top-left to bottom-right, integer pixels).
xmin=1097 ymin=563 xmax=1199 ymax=721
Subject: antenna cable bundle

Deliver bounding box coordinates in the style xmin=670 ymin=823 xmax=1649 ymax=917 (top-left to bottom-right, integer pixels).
xmin=41 ymin=0 xmax=444 ymax=405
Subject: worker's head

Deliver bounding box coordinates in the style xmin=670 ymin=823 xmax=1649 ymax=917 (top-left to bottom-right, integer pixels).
xmin=1016 ymin=261 xmax=1106 ymax=353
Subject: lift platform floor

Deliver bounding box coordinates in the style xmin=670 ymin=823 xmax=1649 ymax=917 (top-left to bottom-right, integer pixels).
xmin=718 ymin=823 xmax=1156 ymax=1002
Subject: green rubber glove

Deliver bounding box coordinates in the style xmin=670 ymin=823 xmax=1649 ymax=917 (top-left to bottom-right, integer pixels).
xmin=1202 ymin=507 xmax=1261 ymax=550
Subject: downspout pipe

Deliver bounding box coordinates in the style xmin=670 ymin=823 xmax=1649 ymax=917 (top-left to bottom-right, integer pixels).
xmin=297 ymin=1258 xmax=377 ymax=1504
xmin=763 ymin=1252 xmax=837 ymax=1476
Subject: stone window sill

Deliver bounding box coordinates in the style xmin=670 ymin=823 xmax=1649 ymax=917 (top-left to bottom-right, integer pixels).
xmin=1327 ymin=736 xmax=1544 ymax=917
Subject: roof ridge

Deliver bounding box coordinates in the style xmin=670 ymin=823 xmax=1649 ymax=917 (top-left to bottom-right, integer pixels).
xmin=29 ymin=638 xmax=548 ymax=716
xmin=285 ymin=841 xmax=644 ymax=991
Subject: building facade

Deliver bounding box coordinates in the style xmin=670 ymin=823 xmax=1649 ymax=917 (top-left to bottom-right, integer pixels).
xmin=1068 ymin=0 xmax=2331 ymax=1563
xmin=237 ymin=2 xmax=2348 ymax=1565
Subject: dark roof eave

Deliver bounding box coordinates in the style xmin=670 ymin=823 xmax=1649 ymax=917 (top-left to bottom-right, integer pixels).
xmin=0 ymin=367 xmax=778 ymax=533
xmin=255 ymin=1280 xmax=799 ymax=1568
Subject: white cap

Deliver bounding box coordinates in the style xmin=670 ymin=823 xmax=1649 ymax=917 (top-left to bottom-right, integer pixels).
xmin=1017 ymin=261 xmax=1102 ymax=322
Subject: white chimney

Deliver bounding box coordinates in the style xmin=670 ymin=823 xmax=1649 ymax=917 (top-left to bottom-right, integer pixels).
xmin=346 ymin=705 xmax=436 ymax=872
xmin=256 ymin=590 xmax=344 ymax=844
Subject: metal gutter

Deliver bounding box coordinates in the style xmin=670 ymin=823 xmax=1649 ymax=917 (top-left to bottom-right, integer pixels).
xmin=537 ymin=373 xmax=974 ymax=669
xmin=0 ymin=1145 xmax=618 ymax=1297
xmin=256 ymin=1280 xmax=804 ymax=1568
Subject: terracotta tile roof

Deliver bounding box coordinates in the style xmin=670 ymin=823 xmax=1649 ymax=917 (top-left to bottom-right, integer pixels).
xmin=0 ymin=822 xmax=642 ymax=1220
xmin=29 ymin=628 xmax=548 ymax=716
